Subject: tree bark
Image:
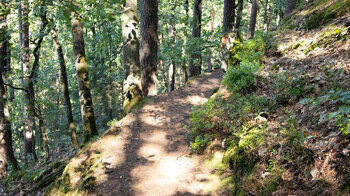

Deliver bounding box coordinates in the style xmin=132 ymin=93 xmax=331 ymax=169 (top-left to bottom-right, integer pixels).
xmin=122 ymin=0 xmax=142 ymax=113
xmin=223 ymin=0 xmax=235 ymax=33
xmin=70 ymin=11 xmax=98 ymax=144
xmin=140 ymin=0 xmax=158 ymax=96
xmin=284 ymin=0 xmax=297 ymax=17
xmin=248 ymin=0 xmax=258 ymax=39
xmin=51 ymin=25 xmax=79 ymax=147
xmin=235 ymin=0 xmax=243 ymax=30
xmin=189 ymin=0 xmax=202 ymax=77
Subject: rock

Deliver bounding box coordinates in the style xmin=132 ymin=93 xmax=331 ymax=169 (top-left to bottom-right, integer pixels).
xmin=319 ymin=80 xmax=327 ymax=85
xmin=333 ymin=143 xmax=340 ymax=151
xmin=342 ymin=148 xmax=350 ymax=156
xmin=258 ymin=148 xmax=267 ymax=157
xmin=310 ymin=168 xmax=319 ymax=179
xmin=261 ymin=172 xmax=271 ymax=179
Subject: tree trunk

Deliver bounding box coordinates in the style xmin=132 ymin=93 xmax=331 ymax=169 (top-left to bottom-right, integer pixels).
xmin=235 ymin=0 xmax=243 ymax=30
xmin=0 ymin=56 xmax=9 ymax=179
xmin=189 ymin=0 xmax=202 ymax=77
xmin=19 ymin=0 xmax=38 ymax=163
xmin=264 ymin=0 xmax=270 ymax=31
xmin=0 ymin=9 xmax=20 ymax=177
xmin=168 ymin=6 xmax=176 ymax=92
xmin=207 ymin=4 xmax=215 ymax=72
xmin=51 ymin=25 xmax=79 ymax=147
xmin=140 ymin=0 xmax=158 ymax=96
xmin=0 ymin=11 xmax=20 ymax=172
xmin=70 ymin=11 xmax=98 ymax=144
xmin=37 ymin=105 xmax=49 ymax=161
xmin=284 ymin=0 xmax=297 ymax=17
xmin=28 ymin=5 xmax=51 ymax=162
xmin=181 ymin=0 xmax=189 ymax=84
xmin=248 ymin=0 xmax=258 ymax=39
xmin=122 ymin=0 xmax=142 ymax=113
xmin=223 ymin=0 xmax=235 ymax=33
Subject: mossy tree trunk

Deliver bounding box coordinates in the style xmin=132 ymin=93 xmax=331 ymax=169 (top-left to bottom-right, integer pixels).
xmin=189 ymin=0 xmax=202 ymax=77
xmin=248 ymin=0 xmax=258 ymax=39
xmin=51 ymin=25 xmax=79 ymax=147
xmin=223 ymin=0 xmax=235 ymax=33
xmin=122 ymin=0 xmax=142 ymax=114
xmin=70 ymin=11 xmax=98 ymax=144
xmin=140 ymin=0 xmax=158 ymax=96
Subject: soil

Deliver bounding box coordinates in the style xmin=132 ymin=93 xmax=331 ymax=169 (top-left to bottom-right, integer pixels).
xmin=88 ymin=70 xmax=225 ymax=196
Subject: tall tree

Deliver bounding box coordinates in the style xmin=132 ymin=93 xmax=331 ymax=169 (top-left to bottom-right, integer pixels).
xmin=223 ymin=0 xmax=235 ymax=33
xmin=140 ymin=0 xmax=158 ymax=96
xmin=19 ymin=0 xmax=38 ymax=163
xmin=235 ymin=0 xmax=243 ymax=30
xmin=29 ymin=3 xmax=51 ymax=161
xmin=122 ymin=0 xmax=142 ymax=113
xmin=284 ymin=0 xmax=296 ymax=17
xmin=207 ymin=3 xmax=215 ymax=72
xmin=168 ymin=4 xmax=176 ymax=92
xmin=188 ymin=0 xmax=202 ymax=77
xmin=51 ymin=25 xmax=79 ymax=147
xmin=0 ymin=3 xmax=20 ymax=177
xmin=264 ymin=0 xmax=270 ymax=31
xmin=70 ymin=10 xmax=98 ymax=143
xmin=181 ymin=0 xmax=189 ymax=83
xmin=248 ymin=0 xmax=258 ymax=39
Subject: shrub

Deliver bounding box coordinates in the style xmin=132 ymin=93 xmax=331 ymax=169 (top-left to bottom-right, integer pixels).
xmin=190 ymin=134 xmax=211 ymax=154
xmin=222 ymin=62 xmax=260 ymax=94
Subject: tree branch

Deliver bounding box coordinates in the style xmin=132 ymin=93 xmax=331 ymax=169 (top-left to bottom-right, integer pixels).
xmin=4 ymin=83 xmax=28 ymax=92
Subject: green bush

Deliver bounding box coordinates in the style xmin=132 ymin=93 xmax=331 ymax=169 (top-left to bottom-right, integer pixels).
xmin=222 ymin=62 xmax=260 ymax=94
xmin=189 ymin=95 xmax=223 ymax=133
xmin=190 ymin=134 xmax=211 ymax=154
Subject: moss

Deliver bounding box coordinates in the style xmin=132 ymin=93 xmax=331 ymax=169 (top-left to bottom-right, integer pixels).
xmin=262 ymin=176 xmax=280 ymax=196
xmin=305 ymin=0 xmax=350 ymax=29
xmin=304 ymin=27 xmax=344 ymax=54
xmin=123 ymin=84 xmax=143 ymax=116
xmin=283 ymin=41 xmax=304 ymax=54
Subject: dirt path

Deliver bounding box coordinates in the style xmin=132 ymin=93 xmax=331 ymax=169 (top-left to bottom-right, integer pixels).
xmin=86 ymin=70 xmax=223 ymax=196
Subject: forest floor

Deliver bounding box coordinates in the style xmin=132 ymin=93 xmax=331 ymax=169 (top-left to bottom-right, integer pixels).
xmin=46 ymin=69 xmax=228 ymax=196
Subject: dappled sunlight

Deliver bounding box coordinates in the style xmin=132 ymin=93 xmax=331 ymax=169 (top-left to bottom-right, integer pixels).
xmin=63 ymin=70 xmax=224 ymax=195
xmin=131 ymin=153 xmax=214 ymax=195
xmin=187 ymin=95 xmax=209 ymax=105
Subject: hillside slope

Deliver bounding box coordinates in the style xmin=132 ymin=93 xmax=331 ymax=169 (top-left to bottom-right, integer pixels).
xmin=188 ymin=0 xmax=350 ymax=195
